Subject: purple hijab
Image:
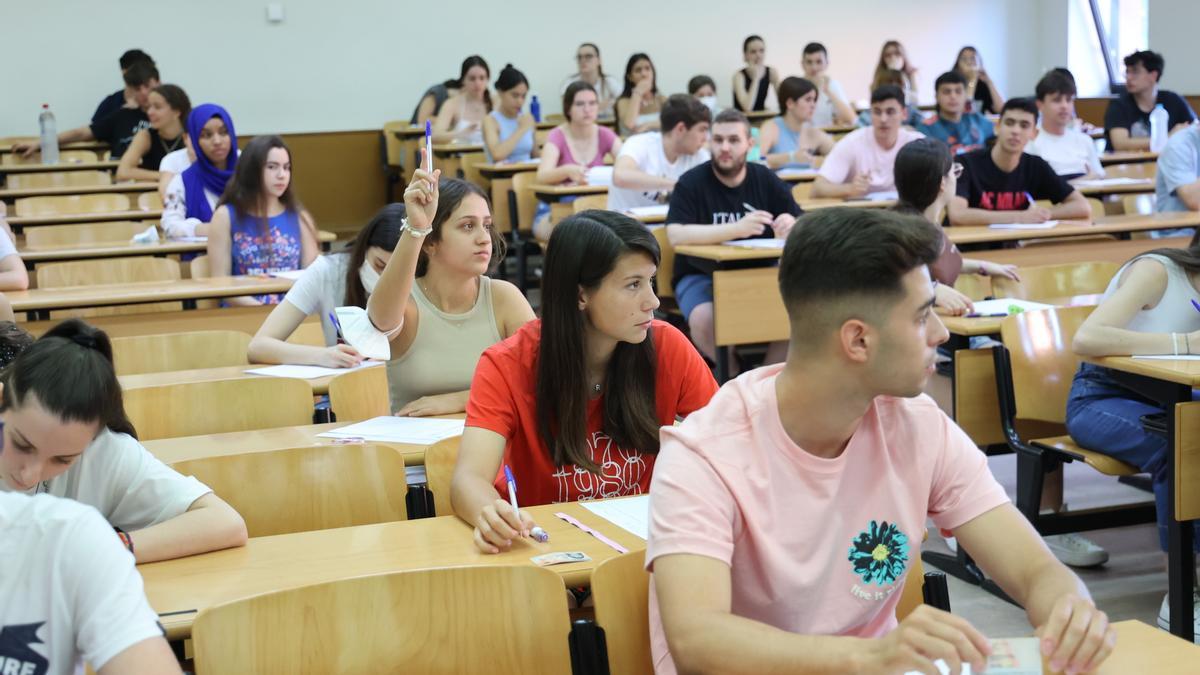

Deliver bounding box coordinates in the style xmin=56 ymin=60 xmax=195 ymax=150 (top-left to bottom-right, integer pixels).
xmin=180 ymin=104 xmax=237 ymax=223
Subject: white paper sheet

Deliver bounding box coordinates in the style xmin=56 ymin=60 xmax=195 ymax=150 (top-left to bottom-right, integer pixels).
xmin=776 ymin=168 xmax=818 ymax=179
xmin=863 ymin=190 xmax=899 ymax=201
xmin=625 ymin=204 xmax=669 ymax=218
xmin=580 ymin=495 xmax=650 ymax=540
xmin=269 ymin=269 xmax=306 ymax=280
xmin=335 ymin=305 xmax=392 ymax=360
xmin=968 ymin=298 xmax=1055 ymax=316
xmin=906 ymin=638 xmax=1042 ymax=675
xmin=244 ymin=360 xmax=384 ymax=380
xmin=585 ymin=166 xmax=613 ymax=186
xmin=318 ymin=416 xmax=465 ymax=444
xmin=1132 ymin=354 xmax=1200 ymax=361
xmin=722 ymin=238 xmax=785 ymax=250
xmin=988 ymin=220 xmax=1060 ymax=230
xmin=176 ymin=236 xmax=208 ymax=242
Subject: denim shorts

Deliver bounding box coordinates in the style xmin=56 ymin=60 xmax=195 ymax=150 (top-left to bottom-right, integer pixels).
xmin=673 ymin=274 xmax=713 ymax=320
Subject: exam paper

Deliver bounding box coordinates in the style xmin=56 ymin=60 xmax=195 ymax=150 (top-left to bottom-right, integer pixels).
xmin=988 ymin=221 xmax=1060 ymax=230
xmin=625 ymin=204 xmax=669 ymax=218
xmin=585 ymin=166 xmax=613 ymax=186
xmin=722 ymin=239 xmax=785 ymax=250
xmin=1132 ymin=354 xmax=1200 ymax=361
xmin=580 ymin=494 xmax=650 ymax=540
xmin=269 ymin=269 xmax=306 ymax=280
xmin=244 ymin=360 xmax=383 ymax=380
xmin=969 ymin=299 xmax=1055 ymax=315
xmin=905 ymin=637 xmax=1042 ymax=674
xmin=318 ymin=416 xmax=465 ymax=444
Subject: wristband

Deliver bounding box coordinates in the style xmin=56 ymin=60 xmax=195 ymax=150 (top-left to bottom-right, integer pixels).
xmin=114 ymin=526 xmax=134 ymax=554
xmin=400 ymin=217 xmax=432 ymax=239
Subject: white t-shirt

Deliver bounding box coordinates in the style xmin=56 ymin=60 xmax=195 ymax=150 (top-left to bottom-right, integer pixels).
xmin=818 ymin=126 xmax=925 ymax=193
xmin=157 ymin=148 xmax=190 ymax=174
xmin=0 ymin=492 xmax=163 ymax=675
xmin=283 ymin=252 xmax=350 ymax=346
xmin=161 ymin=172 xmax=220 ymax=239
xmin=607 ymin=132 xmax=711 ymax=212
xmin=0 ymin=226 xmax=18 ymax=260
xmin=811 ymin=78 xmax=849 ymax=128
xmin=0 ymin=428 xmax=211 ymax=531
xmin=1026 ymin=124 xmax=1105 ymax=178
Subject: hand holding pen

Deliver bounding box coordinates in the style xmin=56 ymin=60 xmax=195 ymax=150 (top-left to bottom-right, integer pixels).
xmin=315 ymin=311 xmax=364 ymax=368
xmin=473 ymin=465 xmax=546 ymax=554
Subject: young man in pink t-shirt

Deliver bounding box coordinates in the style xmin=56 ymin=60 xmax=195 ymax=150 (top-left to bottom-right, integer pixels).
xmin=647 ymin=208 xmax=1116 ymax=675
xmin=812 ymin=85 xmax=924 ymax=200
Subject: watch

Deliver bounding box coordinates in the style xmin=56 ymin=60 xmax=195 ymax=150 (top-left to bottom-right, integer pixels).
xmin=401 ymin=217 xmax=432 ymax=239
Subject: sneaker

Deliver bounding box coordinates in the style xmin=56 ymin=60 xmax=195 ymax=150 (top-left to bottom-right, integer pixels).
xmin=1156 ymin=589 xmax=1200 ymax=643
xmin=1044 ymin=533 xmax=1109 ymax=567
xmin=944 ymin=536 xmax=958 ymax=554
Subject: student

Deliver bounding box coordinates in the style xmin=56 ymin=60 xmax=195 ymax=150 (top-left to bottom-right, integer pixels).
xmin=609 ymin=94 xmax=711 ymax=212
xmin=952 ymin=46 xmax=1005 ymax=114
xmin=893 ymin=138 xmax=1020 ymax=317
xmin=14 ymin=60 xmax=160 ymax=159
xmin=812 ymin=85 xmax=924 ymax=200
xmin=208 ymin=135 xmax=319 ymax=305
xmin=0 ymin=203 xmax=29 ymax=292
xmin=560 ymin=42 xmax=622 ymax=120
xmin=451 ymin=210 xmax=717 ymax=552
xmin=949 ymin=98 xmax=1091 ymax=227
xmin=666 ymin=109 xmax=800 ymax=364
xmin=161 ymin=104 xmax=237 ymax=239
xmin=1104 ymin=50 xmax=1196 ymax=152
xmin=917 ymin=71 xmax=994 ymax=155
xmin=688 ymin=75 xmax=719 ymax=117
xmin=0 ymin=492 xmax=183 ymax=675
xmin=1026 ymin=70 xmax=1105 ymax=179
xmin=757 ymin=77 xmax=836 ymax=170
xmin=0 ymin=320 xmax=248 ymax=562
xmin=410 ymin=68 xmax=462 ymax=126
xmin=533 ymin=82 xmax=622 ymax=240
xmin=731 ymin=35 xmax=779 ymax=113
xmin=1156 ymin=116 xmax=1200 ymax=214
xmin=800 ymin=42 xmax=856 ymax=127
xmin=92 ymin=48 xmax=155 ymax=125
xmin=432 ymin=55 xmax=491 ymax=144
xmin=874 ymin=40 xmax=918 ymax=105
xmin=616 ymin=53 xmax=667 ymax=136
xmin=647 ymin=207 xmax=1116 ymax=675
xmin=858 ymin=70 xmax=925 ymax=129
xmin=482 ymin=64 xmax=537 ymax=164
xmin=116 ymin=84 xmax=190 ymax=183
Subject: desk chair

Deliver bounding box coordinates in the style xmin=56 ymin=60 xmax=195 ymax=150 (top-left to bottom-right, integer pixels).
xmin=14 ymin=193 xmax=130 ymax=217
xmin=1 ymin=149 xmax=98 ymax=166
xmin=170 ymin=443 xmax=408 ymax=537
xmin=380 ymin=120 xmax=410 ymax=202
xmin=136 ymin=191 xmax=162 ymax=211
xmin=1106 ymin=162 xmax=1155 ymax=180
xmin=22 ymin=220 xmax=147 ymax=247
xmin=1121 ymin=194 xmax=1154 ymax=216
xmin=36 ymin=256 xmax=181 ymax=317
xmin=328 ymin=365 xmax=390 ymax=422
xmin=791 ymin=181 xmax=813 ymax=203
xmin=124 ymin=376 xmax=315 ymax=440
xmin=110 ymin=330 xmax=251 ymax=375
xmin=508 ymin=171 xmax=541 ymax=292
xmin=422 ymin=436 xmax=460 ymax=517
xmin=5 ymin=170 xmax=111 ymax=189
xmin=191 ymin=566 xmax=573 ymax=675
xmin=990 ymin=261 xmax=1118 ymax=302
xmin=953 ymin=273 xmax=992 ymax=301
xmin=572 ymin=194 xmax=608 ymax=213
xmin=460 ymin=151 xmax=489 ymax=189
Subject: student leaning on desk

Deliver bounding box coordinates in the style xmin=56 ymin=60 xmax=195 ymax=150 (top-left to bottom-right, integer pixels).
xmin=648 ymin=208 xmax=1114 ymax=675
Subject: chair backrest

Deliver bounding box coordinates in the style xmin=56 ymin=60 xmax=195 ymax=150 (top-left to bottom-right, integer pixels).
xmin=1122 ymin=193 xmax=1154 ymax=216
xmin=651 ymin=225 xmax=675 ymax=299
xmin=382 ymin=120 xmax=410 ymax=168
xmin=111 ymin=330 xmax=251 ymax=375
xmin=5 ymin=170 xmax=111 ymax=189
xmin=328 ymin=365 xmax=391 ymax=422
xmin=998 ymin=305 xmax=1096 ymax=424
xmin=423 ymin=436 xmax=461 ymax=516
xmin=990 ymin=261 xmax=1118 ymax=301
xmin=1 ymin=149 xmax=98 ymax=165
xmin=188 ymin=254 xmax=211 ymax=279
xmin=137 ymin=191 xmax=162 ymax=211
xmin=791 ymin=181 xmax=813 ymax=203
xmin=192 ymin=566 xmax=572 ymax=675
xmin=23 ymin=221 xmax=148 ymax=248
xmin=459 ymin=151 xmax=489 ymax=188
xmin=510 ymin=171 xmax=539 ymax=235
xmin=36 ymin=256 xmax=183 ymax=317
xmin=592 ymin=550 xmax=653 ymax=675
xmin=953 ymin=273 xmax=991 ymax=301
xmin=1106 ymin=162 xmax=1155 ymax=179
xmin=170 ymin=444 xmax=408 ymax=536
xmin=573 ymin=194 xmax=608 ymax=213
xmin=14 ymin=193 xmax=130 ymax=217
xmin=124 ymin=377 xmax=315 ymax=440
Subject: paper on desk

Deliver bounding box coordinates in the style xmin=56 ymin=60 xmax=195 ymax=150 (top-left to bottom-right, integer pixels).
xmin=970 ymin=298 xmax=1055 ymax=315
xmin=580 ymin=494 xmax=650 ymax=540
xmin=904 ymin=637 xmax=1042 ymax=675
xmin=585 ymin=166 xmax=613 ymax=186
xmin=334 ymin=305 xmax=391 ymax=360
xmin=776 ymin=168 xmax=817 ymax=179
xmin=176 ymin=235 xmax=208 ymax=242
xmin=988 ymin=220 xmax=1060 ymax=230
xmin=270 ymin=269 xmax=306 ymax=280
xmin=722 ymin=238 xmax=785 ymax=250
xmin=1132 ymin=354 xmax=1200 ymax=361
xmin=245 ymin=360 xmax=384 ymax=380
xmin=863 ymin=190 xmax=899 ymax=201
xmin=318 ymin=416 xmax=465 ymax=444
xmin=625 ymin=204 xmax=669 ymax=218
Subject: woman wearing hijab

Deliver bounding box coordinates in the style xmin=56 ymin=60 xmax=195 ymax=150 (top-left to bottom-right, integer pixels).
xmin=160 ymin=104 xmax=238 ymax=239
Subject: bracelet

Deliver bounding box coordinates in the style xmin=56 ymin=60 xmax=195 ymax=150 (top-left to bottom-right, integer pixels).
xmin=114 ymin=526 xmax=134 ymax=554
xmin=400 ymin=217 xmax=432 ymax=239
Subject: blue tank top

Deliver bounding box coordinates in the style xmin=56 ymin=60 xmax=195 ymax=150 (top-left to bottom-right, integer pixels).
xmin=769 ymin=117 xmax=813 ymax=169
xmin=486 ymin=110 xmax=534 ymax=163
xmin=226 ymin=204 xmax=303 ymax=304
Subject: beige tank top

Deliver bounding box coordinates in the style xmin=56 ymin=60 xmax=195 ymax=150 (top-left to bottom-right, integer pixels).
xmin=388 ymin=276 xmax=502 ymax=411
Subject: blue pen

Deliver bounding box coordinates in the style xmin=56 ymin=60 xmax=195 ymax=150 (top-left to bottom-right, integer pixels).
xmin=503 ymin=465 xmax=549 ymax=542
xmin=328 ymin=311 xmax=345 ymax=343
xmin=1192 ymin=299 xmax=1200 ymax=314
xmin=1023 ymin=191 xmax=1036 ymax=209
xmin=966 ymin=312 xmax=1007 ymax=318
xmin=424 ymin=120 xmax=433 ymax=173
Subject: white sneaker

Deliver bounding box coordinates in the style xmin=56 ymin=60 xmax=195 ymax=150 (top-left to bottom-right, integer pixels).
xmin=1044 ymin=533 xmax=1109 ymax=567
xmin=1156 ymin=589 xmax=1200 ymax=643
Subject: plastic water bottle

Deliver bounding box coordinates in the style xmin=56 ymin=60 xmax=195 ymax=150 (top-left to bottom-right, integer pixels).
xmin=1149 ymin=104 xmax=1169 ymax=152
xmin=748 ymin=126 xmax=762 ymax=162
xmin=39 ymin=104 xmax=59 ymax=165
xmin=530 ymin=95 xmax=541 ymax=123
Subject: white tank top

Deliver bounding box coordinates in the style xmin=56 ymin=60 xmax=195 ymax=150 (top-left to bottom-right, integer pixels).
xmin=1102 ymin=253 xmax=1200 ymax=334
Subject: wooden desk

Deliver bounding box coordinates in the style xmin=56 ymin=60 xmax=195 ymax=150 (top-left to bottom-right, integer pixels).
xmin=0 ymin=160 xmax=119 ymax=174
xmin=1075 ymin=179 xmax=1155 ymax=197
xmin=0 ymin=181 xmax=157 ymax=201
xmin=477 ymin=161 xmax=539 ymax=234
xmin=969 ymin=235 xmax=1190 ymax=267
xmin=803 ymin=197 xmax=897 ymax=210
xmin=118 ymin=364 xmax=343 ymax=396
xmin=947 ymin=212 xmax=1200 ymax=246
xmin=1100 ymin=150 xmax=1157 ymax=166
xmin=0 ymin=140 xmax=108 ymax=154
xmin=19 ymin=239 xmax=205 ymax=265
xmin=140 ymin=500 xmax=647 ymax=639
xmin=776 ymin=168 xmax=819 ymax=184
xmin=1100 ymin=620 xmax=1200 ymax=673
xmin=744 ymin=110 xmax=777 ymax=127
xmin=1087 ymin=355 xmax=1199 ymax=641
xmin=533 ymin=183 xmax=609 ymax=225
xmin=7 ymin=275 xmax=294 ymax=320
xmin=7 ymin=209 xmax=161 ymax=232
xmin=431 ymin=142 xmax=484 ymax=179
xmin=19 ymin=305 xmax=311 ymax=339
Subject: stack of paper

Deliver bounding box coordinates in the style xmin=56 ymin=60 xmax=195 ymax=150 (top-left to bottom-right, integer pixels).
xmin=245 ymin=360 xmax=384 ymax=380
xmin=722 ymin=239 xmax=785 ymax=250
xmin=585 ymin=166 xmax=613 ymax=186
xmin=318 ymin=416 xmax=465 ymax=444
xmin=625 ymin=204 xmax=669 ymax=218
xmin=989 ymin=221 xmax=1059 ymax=230
xmin=580 ymin=495 xmax=650 ymax=540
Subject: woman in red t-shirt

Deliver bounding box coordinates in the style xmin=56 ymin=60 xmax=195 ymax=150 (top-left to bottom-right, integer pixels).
xmin=454 ymin=210 xmax=719 ymax=553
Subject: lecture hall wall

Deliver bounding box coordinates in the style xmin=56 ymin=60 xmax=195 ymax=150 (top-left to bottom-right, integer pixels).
xmin=2 ymin=0 xmax=1193 ymax=232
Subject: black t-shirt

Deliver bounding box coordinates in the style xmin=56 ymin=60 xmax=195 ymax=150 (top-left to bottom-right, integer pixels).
xmin=89 ymin=107 xmax=149 ymax=158
xmin=1103 ymin=89 xmax=1197 ymax=150
xmin=91 ymin=89 xmax=125 ymax=125
xmin=970 ymin=84 xmax=997 ymax=115
xmin=666 ymin=161 xmax=801 ymax=283
xmin=955 ymin=148 xmax=1074 ymax=211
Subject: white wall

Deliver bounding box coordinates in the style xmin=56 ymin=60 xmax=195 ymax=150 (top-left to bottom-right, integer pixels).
xmin=1150 ymin=0 xmax=1200 ymax=94
xmin=4 ymin=0 xmax=1068 ymax=136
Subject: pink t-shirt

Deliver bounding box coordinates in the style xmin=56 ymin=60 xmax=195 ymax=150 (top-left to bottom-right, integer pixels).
xmin=645 ymin=364 xmax=1009 ymax=675
xmin=546 ymin=125 xmax=618 ymax=169
xmin=817 ymin=126 xmax=925 ymax=194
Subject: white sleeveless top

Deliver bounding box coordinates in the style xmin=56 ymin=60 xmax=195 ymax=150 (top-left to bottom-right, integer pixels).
xmin=1103 ymin=253 xmax=1200 ymax=334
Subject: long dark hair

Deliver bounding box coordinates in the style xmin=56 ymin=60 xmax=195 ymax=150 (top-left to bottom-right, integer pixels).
xmin=151 ymin=84 xmax=192 ymax=131
xmin=894 ymin=137 xmax=953 ymax=214
xmin=562 ymin=81 xmax=597 ymax=123
xmin=1 ymin=319 xmax=137 ymax=438
xmin=415 ymin=178 xmax=505 ymax=278
xmin=536 ymin=210 xmax=661 ymax=472
xmin=619 ymin=53 xmax=657 ymax=99
xmin=218 ymin=135 xmax=305 ymax=236
xmin=951 ymin=46 xmax=979 ymax=76
xmin=457 ymin=55 xmax=493 ymax=112
xmin=1145 ymin=229 xmax=1200 ymax=274
xmin=343 ymin=203 xmax=406 ymax=309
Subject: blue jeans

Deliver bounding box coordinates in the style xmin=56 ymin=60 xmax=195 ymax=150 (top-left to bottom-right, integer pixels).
xmin=674 ymin=274 xmax=713 ymax=320
xmin=1065 ymin=362 xmax=1200 ymax=551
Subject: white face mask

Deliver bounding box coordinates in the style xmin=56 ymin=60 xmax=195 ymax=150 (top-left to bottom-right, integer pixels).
xmin=699 ymin=95 xmax=719 ymax=115
xmin=359 ymin=261 xmax=381 ymax=295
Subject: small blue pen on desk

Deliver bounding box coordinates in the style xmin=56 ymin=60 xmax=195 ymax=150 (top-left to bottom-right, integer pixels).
xmin=503 ymin=465 xmax=549 ymax=542
xmin=966 ymin=312 xmax=1008 ymax=318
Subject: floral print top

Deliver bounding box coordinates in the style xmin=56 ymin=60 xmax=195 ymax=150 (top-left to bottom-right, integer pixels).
xmin=226 ymin=204 xmax=302 ymax=304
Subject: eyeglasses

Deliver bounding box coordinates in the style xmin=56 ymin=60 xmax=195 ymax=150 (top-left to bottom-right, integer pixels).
xmin=950 ymin=163 xmax=964 ymax=179
xmin=576 ymin=53 xmax=597 ymax=62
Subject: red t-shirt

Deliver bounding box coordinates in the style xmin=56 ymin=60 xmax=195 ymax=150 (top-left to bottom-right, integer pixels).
xmin=466 ymin=319 xmax=718 ymax=506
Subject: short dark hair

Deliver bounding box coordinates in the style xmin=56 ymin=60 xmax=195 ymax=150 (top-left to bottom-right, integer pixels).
xmin=494 ymin=63 xmax=528 ymax=92
xmin=119 ymin=49 xmax=153 ymax=70
xmin=713 ymin=108 xmax=750 ymax=132
xmin=151 ymin=84 xmax=192 ymax=122
xmin=660 ymin=94 xmax=711 ymax=131
xmin=1124 ymin=49 xmax=1165 ymax=80
xmin=1000 ymin=97 xmax=1039 ymax=120
xmin=1035 ymin=70 xmax=1077 ymax=100
xmin=934 ymin=71 xmax=967 ymax=91
xmin=779 ymin=208 xmax=942 ymax=349
xmin=123 ymin=60 xmax=159 ymax=87
xmin=802 ymin=42 xmax=828 ymax=57
xmin=894 ymin=137 xmax=953 ymax=213
xmin=743 ymin=35 xmax=764 ymax=53
xmin=871 ymin=84 xmax=905 ymax=107
xmin=777 ymin=77 xmax=818 ymax=112
xmin=687 ymin=74 xmax=716 ymax=95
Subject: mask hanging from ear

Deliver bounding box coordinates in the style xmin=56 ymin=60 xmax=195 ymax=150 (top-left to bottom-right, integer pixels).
xmin=359 ymin=262 xmax=381 ymax=294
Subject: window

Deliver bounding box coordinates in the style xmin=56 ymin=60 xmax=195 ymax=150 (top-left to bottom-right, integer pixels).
xmin=1090 ymin=0 xmax=1149 ymax=93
